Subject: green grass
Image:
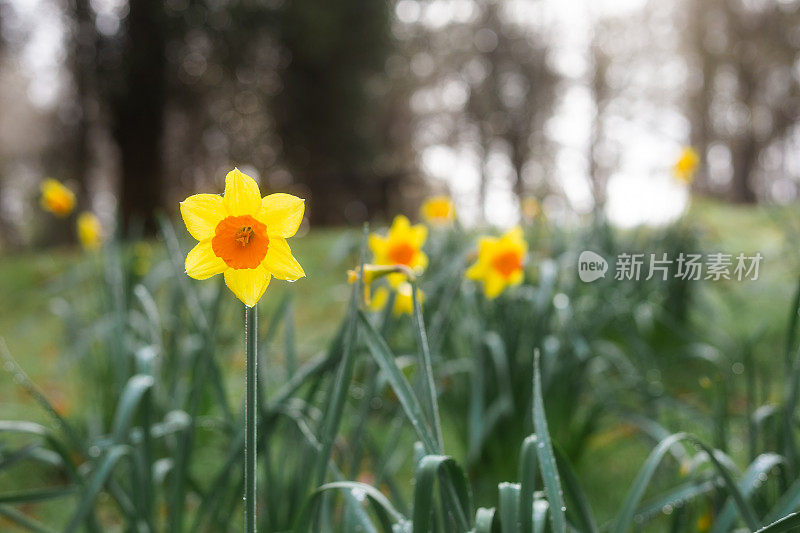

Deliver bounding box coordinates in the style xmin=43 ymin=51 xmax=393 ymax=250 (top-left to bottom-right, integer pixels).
xmin=0 ymin=228 xmax=352 ymax=403
xmin=0 ymin=228 xmax=356 ymax=530
xmin=2 ymin=201 xmax=800 ymax=531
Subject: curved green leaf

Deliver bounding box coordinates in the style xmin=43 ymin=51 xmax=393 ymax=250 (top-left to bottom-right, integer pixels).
xmin=64 ymin=445 xmax=130 ymax=533
xmin=0 ymin=504 xmax=57 ymax=533
xmin=359 ymin=311 xmax=439 ymax=453
xmin=111 ymin=374 xmax=155 ymax=443
xmin=0 ymin=486 xmax=76 ymax=504
xmin=518 ymin=435 xmax=538 ymax=533
xmin=532 ymin=351 xmax=566 ymax=533
xmin=474 ymin=507 xmax=499 ymax=533
xmin=413 ymin=455 xmax=472 ymax=532
xmin=294 ymin=481 xmax=405 ymax=532
xmin=498 ymin=483 xmax=520 ymax=533
xmin=612 ymin=433 xmax=688 ymax=533
xmin=710 ymin=453 xmax=783 ymax=533
xmin=756 ymin=512 xmax=800 ymax=533
xmin=553 ymin=444 xmax=598 ymax=533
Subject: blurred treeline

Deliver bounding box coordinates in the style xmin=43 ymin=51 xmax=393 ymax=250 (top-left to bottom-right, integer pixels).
xmin=0 ymin=0 xmax=799 ymax=246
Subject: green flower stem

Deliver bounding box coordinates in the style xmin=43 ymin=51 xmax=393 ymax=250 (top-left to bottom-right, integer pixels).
xmin=245 ymin=305 xmax=258 ymax=532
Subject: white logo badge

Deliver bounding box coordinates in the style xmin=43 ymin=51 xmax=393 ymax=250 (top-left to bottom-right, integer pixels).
xmin=578 ymin=251 xmax=608 ymax=282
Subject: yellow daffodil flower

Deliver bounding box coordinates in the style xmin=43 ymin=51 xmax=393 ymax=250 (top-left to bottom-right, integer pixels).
xmin=40 ymin=179 xmax=76 ymax=217
xmin=369 ymin=215 xmax=428 ymax=286
xmin=347 ymin=264 xmax=415 ymax=308
xmin=466 ymin=226 xmax=527 ymax=298
xmin=673 ymin=147 xmax=699 ymax=184
xmin=76 ymin=212 xmax=103 ymax=251
xmin=521 ymin=196 xmax=541 ymax=222
xmin=697 ymin=510 xmax=712 ymax=532
xmin=369 ymin=282 xmax=424 ymax=316
xmin=179 ymin=168 xmax=305 ymax=307
xmin=347 ymin=264 xmax=415 ymax=285
xmin=420 ymin=196 xmax=455 ymax=225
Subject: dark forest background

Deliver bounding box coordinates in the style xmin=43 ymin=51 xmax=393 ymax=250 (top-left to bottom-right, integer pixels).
xmin=0 ymin=0 xmax=799 ymax=245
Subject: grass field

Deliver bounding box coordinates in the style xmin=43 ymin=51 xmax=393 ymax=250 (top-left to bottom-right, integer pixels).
xmin=1 ymin=201 xmax=799 ymax=531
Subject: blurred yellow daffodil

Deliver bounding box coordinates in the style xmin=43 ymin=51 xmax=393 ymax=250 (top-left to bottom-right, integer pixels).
xmin=673 ymin=147 xmax=699 ymax=184
xmin=40 ymin=179 xmax=76 ymax=217
xmin=369 ymin=282 xmax=424 ymax=316
xmin=369 ymin=215 xmax=427 ymax=286
xmin=466 ymin=226 xmax=527 ymax=298
xmin=697 ymin=509 xmax=712 ymax=532
xmin=347 ymin=264 xmax=415 ymax=285
xmin=347 ymin=263 xmax=416 ymax=308
xmin=521 ymin=196 xmax=541 ymax=222
xmin=76 ymin=212 xmax=103 ymax=251
xmin=179 ymin=168 xmax=305 ymax=307
xmin=420 ymin=196 xmax=455 ymax=225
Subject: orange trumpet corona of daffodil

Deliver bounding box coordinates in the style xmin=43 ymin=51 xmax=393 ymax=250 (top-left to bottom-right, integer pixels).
xmin=77 ymin=212 xmax=103 ymax=251
xmin=673 ymin=146 xmax=699 ymax=184
xmin=420 ymin=196 xmax=455 ymax=225
xmin=466 ymin=226 xmax=527 ymax=299
xmin=368 ymin=215 xmax=428 ymax=286
xmin=179 ymin=168 xmax=305 ymax=307
xmin=40 ymin=179 xmax=76 ymax=217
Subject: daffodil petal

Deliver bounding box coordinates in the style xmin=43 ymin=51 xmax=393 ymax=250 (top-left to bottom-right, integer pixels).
xmin=484 ymin=272 xmax=506 ymax=299
xmin=368 ymin=234 xmax=388 ymax=262
xmin=77 ymin=212 xmax=103 ymax=250
xmin=506 ymin=226 xmax=524 ymax=242
xmin=465 ymin=261 xmax=485 ymax=280
xmin=393 ymin=295 xmax=414 ymax=315
xmin=223 ymin=168 xmax=261 ymax=216
xmin=186 ymin=240 xmax=227 ymax=280
xmin=501 ymin=228 xmax=527 ymax=255
xmin=390 ymin=215 xmax=411 ymax=234
xmin=258 ymin=193 xmax=305 ymax=238
xmin=477 ymin=236 xmax=497 ymax=256
xmin=180 ymin=194 xmax=226 ymax=240
xmin=409 ymin=224 xmax=428 ymax=248
xmin=224 ymin=266 xmax=271 ymax=307
xmin=413 ymin=250 xmax=428 ymax=272
xmin=387 ymin=272 xmax=406 ymax=287
xmin=262 ymin=237 xmax=305 ymax=280
xmin=392 ymin=282 xmax=416 ymax=316
xmin=369 ymin=286 xmax=389 ymax=312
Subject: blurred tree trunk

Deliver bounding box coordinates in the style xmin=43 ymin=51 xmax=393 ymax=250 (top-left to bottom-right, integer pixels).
xmin=0 ymin=2 xmax=9 ymax=248
xmin=0 ymin=172 xmax=17 ymax=249
xmin=686 ymin=0 xmax=712 ymax=196
xmin=588 ymin=36 xmax=610 ymax=218
xmin=682 ymin=0 xmax=800 ymax=202
xmin=463 ymin=0 xmax=558 ymax=224
xmin=274 ymin=0 xmax=402 ymax=226
xmin=0 ymin=0 xmax=4 ymax=54
xmin=112 ymin=0 xmax=166 ymax=235
xmin=510 ymin=133 xmax=525 ymax=215
xmin=730 ymin=136 xmax=757 ymax=203
xmin=728 ymin=52 xmax=760 ymax=203
xmin=477 ymin=127 xmax=490 ymax=224
xmin=66 ymin=0 xmax=94 ymax=205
